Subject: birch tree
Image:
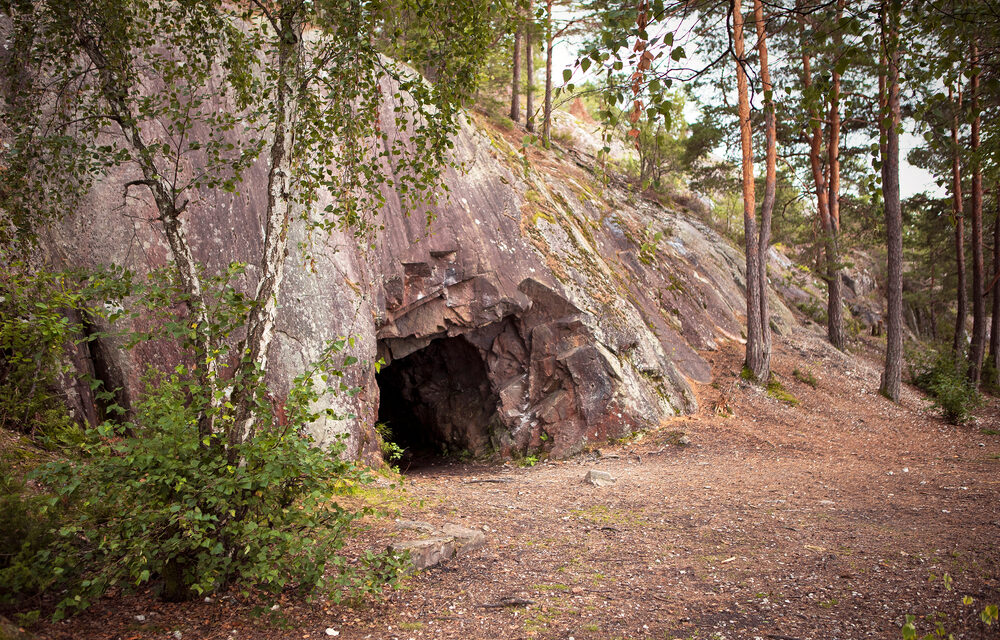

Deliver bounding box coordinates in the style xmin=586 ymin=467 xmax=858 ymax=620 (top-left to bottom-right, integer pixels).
xmin=2 ymin=0 xmax=490 ymax=607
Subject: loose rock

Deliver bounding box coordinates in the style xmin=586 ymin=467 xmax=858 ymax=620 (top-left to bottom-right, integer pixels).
xmin=584 ymin=470 xmax=616 ymax=486
xmin=389 ymin=521 xmax=486 ymax=571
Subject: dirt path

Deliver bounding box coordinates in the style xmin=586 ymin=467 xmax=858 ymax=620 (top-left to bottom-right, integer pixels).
xmin=36 ymin=329 xmax=1000 ymax=640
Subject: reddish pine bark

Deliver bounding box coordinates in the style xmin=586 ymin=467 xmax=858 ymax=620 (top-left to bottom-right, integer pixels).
xmin=951 ymin=86 xmax=967 ymax=355
xmin=525 ymin=0 xmax=535 ymax=131
xmin=969 ymin=41 xmax=986 ymax=384
xmin=879 ymin=0 xmax=903 ymax=402
xmin=734 ymin=0 xmax=765 ymax=382
xmin=543 ymin=0 xmax=553 ymax=144
xmin=753 ymin=0 xmax=774 ymax=379
xmin=990 ymin=184 xmax=1000 ymax=381
xmin=510 ymin=24 xmax=521 ymax=122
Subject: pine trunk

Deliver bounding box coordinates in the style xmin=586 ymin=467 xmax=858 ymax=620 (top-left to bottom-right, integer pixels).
xmin=969 ymin=41 xmax=985 ymax=384
xmin=825 ymin=0 xmax=845 ymax=351
xmin=879 ymin=0 xmax=903 ymax=402
xmin=525 ymin=0 xmax=534 ymax=131
xmin=990 ymin=183 xmax=1000 ymax=381
xmin=734 ymin=0 xmax=764 ymax=382
xmin=753 ymin=0 xmax=773 ymax=379
xmin=543 ymin=0 xmax=553 ymax=145
xmin=951 ymin=86 xmax=967 ymax=355
xmin=803 ymin=45 xmax=842 ymax=351
xmin=510 ymin=24 xmax=521 ymax=122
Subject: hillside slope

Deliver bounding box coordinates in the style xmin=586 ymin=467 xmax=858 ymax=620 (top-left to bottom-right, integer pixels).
xmin=34 ymin=86 xmax=815 ymax=460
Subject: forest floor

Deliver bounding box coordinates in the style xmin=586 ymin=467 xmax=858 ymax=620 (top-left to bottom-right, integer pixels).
xmin=24 ymin=327 xmax=1000 ymax=640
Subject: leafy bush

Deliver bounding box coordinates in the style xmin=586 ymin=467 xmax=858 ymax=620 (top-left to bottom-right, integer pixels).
xmin=0 ymin=259 xmax=127 ymax=439
xmin=27 ymin=352 xmax=406 ymax=619
xmin=910 ymin=349 xmax=982 ymax=424
xmin=983 ymin=359 xmax=999 ymax=394
xmin=375 ymin=422 xmax=405 ymax=463
xmin=902 ymin=573 xmax=998 ymax=639
xmin=0 ymin=460 xmax=67 ymax=604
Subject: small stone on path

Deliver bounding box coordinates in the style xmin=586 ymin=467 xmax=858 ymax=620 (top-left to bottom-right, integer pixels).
xmin=584 ymin=470 xmax=616 ymax=486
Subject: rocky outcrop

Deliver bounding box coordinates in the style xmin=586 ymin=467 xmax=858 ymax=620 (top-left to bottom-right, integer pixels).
xmin=389 ymin=520 xmax=486 ymax=571
xmin=22 ymin=62 xmax=800 ymax=460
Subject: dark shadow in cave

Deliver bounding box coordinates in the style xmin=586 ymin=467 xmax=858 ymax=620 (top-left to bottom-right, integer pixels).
xmin=375 ymin=335 xmax=501 ymax=470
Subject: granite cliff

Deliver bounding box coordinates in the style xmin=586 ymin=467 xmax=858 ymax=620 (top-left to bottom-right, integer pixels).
xmin=36 ymin=82 xmax=813 ymax=462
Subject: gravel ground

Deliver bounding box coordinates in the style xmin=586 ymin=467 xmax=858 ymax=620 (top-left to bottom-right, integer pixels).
xmin=32 ymin=330 xmax=1000 ymax=640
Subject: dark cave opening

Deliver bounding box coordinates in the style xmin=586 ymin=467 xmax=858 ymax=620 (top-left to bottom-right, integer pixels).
xmin=375 ymin=335 xmax=501 ymax=468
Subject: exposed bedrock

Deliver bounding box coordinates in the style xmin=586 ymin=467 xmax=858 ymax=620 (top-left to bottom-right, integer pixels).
xmin=15 ymin=50 xmax=798 ymax=459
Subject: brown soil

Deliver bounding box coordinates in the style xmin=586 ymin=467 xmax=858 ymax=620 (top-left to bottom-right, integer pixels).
xmin=26 ymin=329 xmax=1000 ymax=640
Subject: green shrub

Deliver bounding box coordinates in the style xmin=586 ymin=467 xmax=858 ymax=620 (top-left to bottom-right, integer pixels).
xmin=0 ymin=259 xmax=126 ymax=440
xmin=902 ymin=573 xmax=998 ymax=639
xmin=792 ymin=368 xmax=818 ymax=388
xmin=24 ymin=357 xmax=407 ymax=620
xmin=375 ymin=422 xmax=404 ymax=463
xmin=0 ymin=460 xmax=68 ymax=604
xmin=910 ymin=349 xmax=982 ymax=424
xmin=983 ymin=359 xmax=999 ymax=394
xmin=0 ymin=261 xmax=408 ymax=618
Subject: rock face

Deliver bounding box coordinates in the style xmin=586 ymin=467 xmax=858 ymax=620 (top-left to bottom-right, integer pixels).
xmin=16 ymin=57 xmax=798 ymax=461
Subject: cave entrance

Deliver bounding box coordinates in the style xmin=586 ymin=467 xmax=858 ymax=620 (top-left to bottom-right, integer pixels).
xmin=375 ymin=335 xmax=501 ymax=469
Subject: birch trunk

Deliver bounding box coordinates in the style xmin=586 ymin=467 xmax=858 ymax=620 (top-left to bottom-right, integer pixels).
xmin=229 ymin=14 xmax=301 ymax=455
xmin=74 ymin=25 xmax=218 ymax=437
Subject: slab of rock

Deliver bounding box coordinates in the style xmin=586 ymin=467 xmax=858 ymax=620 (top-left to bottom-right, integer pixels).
xmin=389 ymin=521 xmax=486 ymax=571
xmin=440 ymin=523 xmax=487 ymax=553
xmin=584 ymin=470 xmax=616 ymax=486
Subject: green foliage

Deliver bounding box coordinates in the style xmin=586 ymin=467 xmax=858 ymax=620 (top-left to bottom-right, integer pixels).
xmin=375 ymin=422 xmax=405 ymax=463
xmin=1 ymin=264 xmax=406 ymax=617
xmin=638 ymin=224 xmax=669 ymax=265
xmin=982 ymin=359 xmax=999 ymax=394
xmin=0 ymin=0 xmax=489 ymax=621
xmin=0 ymin=259 xmax=128 ymax=440
xmin=902 ymin=573 xmax=999 ymax=639
xmin=766 ymin=379 xmax=800 ymax=406
xmin=0 ymin=460 xmax=66 ymax=604
xmin=910 ymin=348 xmax=983 ymax=424
xmin=796 ymin=300 xmax=829 ymax=326
xmin=28 ymin=347 xmax=404 ymax=619
xmin=792 ymin=368 xmax=819 ymax=388
xmin=2 ymin=0 xmax=485 ymax=242
xmin=631 ymin=92 xmax=686 ymax=190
